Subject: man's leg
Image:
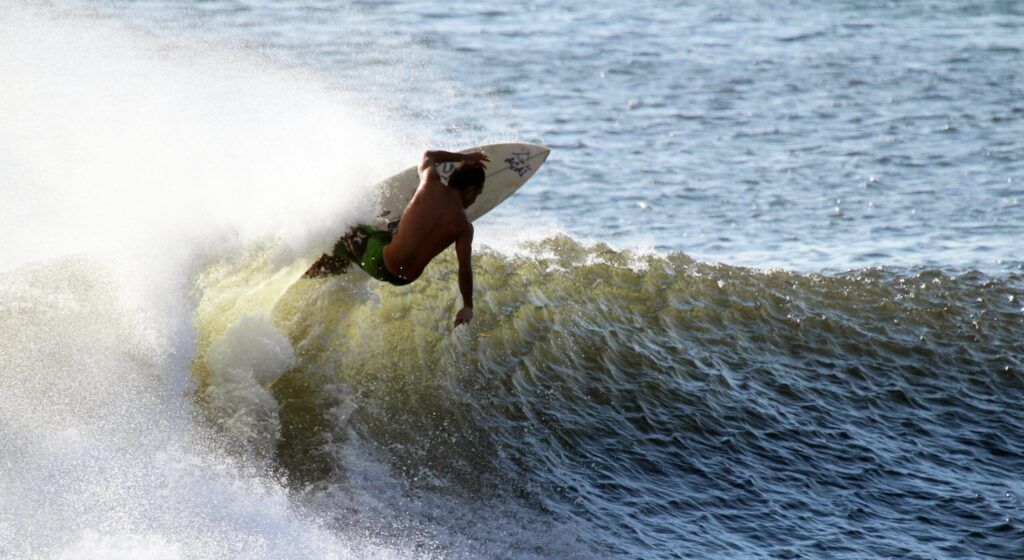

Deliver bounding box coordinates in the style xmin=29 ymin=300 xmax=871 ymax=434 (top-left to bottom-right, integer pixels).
xmin=338 ymin=226 xmax=371 ymax=262
xmin=303 ymin=227 xmax=371 ymax=278
xmin=304 ymin=253 xmax=348 ymax=277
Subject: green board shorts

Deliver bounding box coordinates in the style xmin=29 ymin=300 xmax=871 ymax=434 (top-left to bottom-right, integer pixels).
xmin=336 ymin=224 xmax=412 ymax=286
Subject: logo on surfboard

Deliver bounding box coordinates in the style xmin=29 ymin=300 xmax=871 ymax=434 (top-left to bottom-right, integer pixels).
xmin=505 ymin=150 xmax=533 ymax=177
xmin=437 ymin=162 xmax=457 ymax=184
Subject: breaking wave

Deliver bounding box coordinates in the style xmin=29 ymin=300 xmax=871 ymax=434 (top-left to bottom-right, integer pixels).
xmin=194 ymin=236 xmax=1024 ymax=558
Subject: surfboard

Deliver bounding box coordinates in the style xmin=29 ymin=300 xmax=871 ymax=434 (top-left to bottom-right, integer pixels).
xmin=305 ymin=143 xmax=550 ymax=278
xmin=375 ymin=142 xmax=550 ymax=226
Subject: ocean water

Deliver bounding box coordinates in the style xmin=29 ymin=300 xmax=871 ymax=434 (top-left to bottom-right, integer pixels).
xmin=1 ymin=1 xmax=1022 ymax=559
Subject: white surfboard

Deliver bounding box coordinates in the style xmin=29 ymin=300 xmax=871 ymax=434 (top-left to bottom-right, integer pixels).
xmin=302 ymin=142 xmax=550 ymax=278
xmin=374 ymin=142 xmax=551 ymax=226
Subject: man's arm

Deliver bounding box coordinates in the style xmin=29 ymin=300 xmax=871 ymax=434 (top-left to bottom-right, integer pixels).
xmin=419 ymin=150 xmax=490 ymax=176
xmin=453 ymin=224 xmax=474 ymax=327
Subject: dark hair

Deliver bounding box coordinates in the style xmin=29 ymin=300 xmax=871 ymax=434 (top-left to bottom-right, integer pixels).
xmin=447 ymin=162 xmax=486 ymax=192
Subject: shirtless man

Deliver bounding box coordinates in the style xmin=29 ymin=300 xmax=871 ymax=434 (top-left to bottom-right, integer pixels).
xmin=305 ymin=150 xmax=489 ymax=327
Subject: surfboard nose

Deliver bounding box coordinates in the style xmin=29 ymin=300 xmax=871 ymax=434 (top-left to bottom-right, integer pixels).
xmin=537 ymin=145 xmax=551 ymax=164
xmin=526 ymin=143 xmax=551 ymax=160
xmin=519 ymin=143 xmax=550 ymax=169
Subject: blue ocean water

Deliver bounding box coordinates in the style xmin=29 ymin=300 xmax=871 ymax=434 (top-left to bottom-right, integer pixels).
xmin=86 ymin=0 xmax=1024 ymax=273
xmin=1 ymin=1 xmax=1022 ymax=559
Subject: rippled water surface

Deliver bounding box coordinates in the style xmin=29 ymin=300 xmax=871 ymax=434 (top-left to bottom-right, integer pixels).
xmin=79 ymin=0 xmax=1024 ymax=272
xmin=3 ymin=1 xmax=1023 ymax=559
xmin=255 ymin=242 xmax=1024 ymax=558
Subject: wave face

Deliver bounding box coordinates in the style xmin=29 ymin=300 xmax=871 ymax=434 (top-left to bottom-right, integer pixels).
xmin=191 ymin=236 xmax=1024 ymax=559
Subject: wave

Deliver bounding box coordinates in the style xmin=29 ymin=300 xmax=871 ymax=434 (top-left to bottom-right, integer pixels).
xmin=194 ymin=235 xmax=1024 ymax=557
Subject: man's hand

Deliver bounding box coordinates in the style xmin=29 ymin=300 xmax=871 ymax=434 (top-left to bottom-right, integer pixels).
xmin=454 ymin=306 xmax=473 ymax=327
xmin=463 ymin=152 xmax=490 ymax=165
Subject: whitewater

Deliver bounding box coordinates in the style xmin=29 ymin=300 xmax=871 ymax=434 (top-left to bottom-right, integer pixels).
xmin=0 ymin=6 xmax=475 ymax=559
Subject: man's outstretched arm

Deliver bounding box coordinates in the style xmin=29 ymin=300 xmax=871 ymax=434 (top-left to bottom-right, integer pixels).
xmin=453 ymin=224 xmax=474 ymax=327
xmin=419 ymin=150 xmax=490 ymax=175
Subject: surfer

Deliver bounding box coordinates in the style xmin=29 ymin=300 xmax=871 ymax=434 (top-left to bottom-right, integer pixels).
xmin=305 ymin=150 xmax=489 ymax=327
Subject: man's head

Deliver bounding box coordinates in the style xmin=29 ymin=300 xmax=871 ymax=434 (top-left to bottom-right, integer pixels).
xmin=448 ymin=161 xmax=486 ymax=208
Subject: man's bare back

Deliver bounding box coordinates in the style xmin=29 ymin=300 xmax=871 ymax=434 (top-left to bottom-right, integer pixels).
xmin=383 ymin=151 xmax=486 ymax=282
xmin=305 ymin=150 xmax=488 ymax=326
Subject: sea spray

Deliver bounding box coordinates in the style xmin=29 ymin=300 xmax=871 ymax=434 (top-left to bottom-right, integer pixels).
xmin=0 ymin=5 xmax=448 ymax=558
xmin=203 ymin=314 xmax=295 ymax=459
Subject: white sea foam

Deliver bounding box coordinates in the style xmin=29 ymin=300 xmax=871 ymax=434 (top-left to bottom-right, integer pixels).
xmin=203 ymin=314 xmax=294 ymax=458
xmin=0 ymin=5 xmax=429 ymax=559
